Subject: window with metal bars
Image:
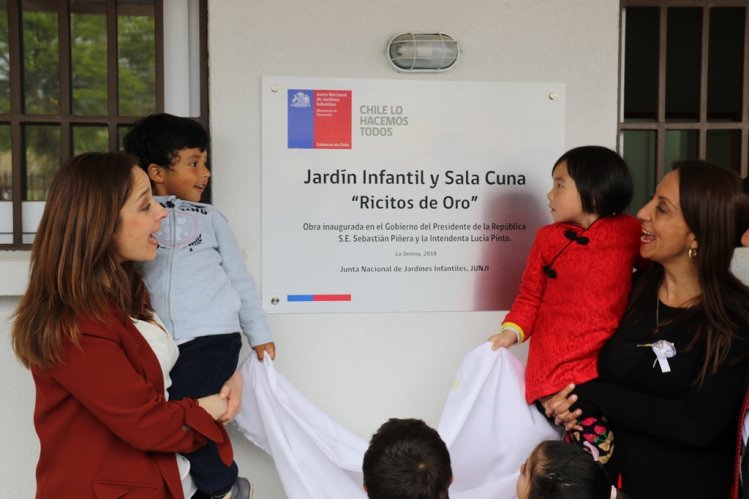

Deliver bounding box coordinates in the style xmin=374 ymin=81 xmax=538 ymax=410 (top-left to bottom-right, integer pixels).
xmin=0 ymin=0 xmax=208 ymax=248
xmin=620 ymin=0 xmax=749 ymax=212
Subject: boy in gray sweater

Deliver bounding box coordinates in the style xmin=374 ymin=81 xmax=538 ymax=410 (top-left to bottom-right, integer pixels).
xmin=125 ymin=113 xmax=274 ymax=499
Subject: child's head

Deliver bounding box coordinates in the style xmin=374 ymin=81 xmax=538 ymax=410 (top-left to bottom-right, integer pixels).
xmin=548 ymin=146 xmax=633 ymax=226
xmin=516 ymin=441 xmax=612 ymax=499
xmin=123 ymin=113 xmax=210 ymax=203
xmin=362 ymin=418 xmax=452 ymax=499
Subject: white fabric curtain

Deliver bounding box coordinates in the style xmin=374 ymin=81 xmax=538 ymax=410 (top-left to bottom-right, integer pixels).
xmin=235 ymin=343 xmax=561 ymax=499
xmin=234 ymin=348 xmax=368 ymax=499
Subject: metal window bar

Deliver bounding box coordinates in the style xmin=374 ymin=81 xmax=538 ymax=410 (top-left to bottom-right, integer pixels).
xmin=0 ymin=0 xmax=209 ymax=249
xmin=620 ymin=0 xmax=749 ymax=182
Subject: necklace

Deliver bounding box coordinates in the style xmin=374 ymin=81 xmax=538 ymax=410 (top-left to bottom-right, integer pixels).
xmin=654 ymin=289 xmax=674 ymax=333
xmin=655 ymin=286 xmax=696 ymax=333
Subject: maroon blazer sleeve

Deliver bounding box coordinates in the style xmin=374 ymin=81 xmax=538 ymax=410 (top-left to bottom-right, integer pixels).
xmin=48 ymin=324 xmax=227 ymax=457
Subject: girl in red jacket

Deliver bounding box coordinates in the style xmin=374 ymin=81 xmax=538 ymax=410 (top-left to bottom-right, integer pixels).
xmin=489 ymin=146 xmax=643 ymax=464
xmin=12 ymin=152 xmax=236 ymax=499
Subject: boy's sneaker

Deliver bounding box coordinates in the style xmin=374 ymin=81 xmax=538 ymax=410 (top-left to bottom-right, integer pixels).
xmin=210 ymin=476 xmax=253 ymax=499
xmin=234 ymin=477 xmax=253 ymax=499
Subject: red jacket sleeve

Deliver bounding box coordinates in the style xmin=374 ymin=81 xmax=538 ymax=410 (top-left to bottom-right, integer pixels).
xmin=48 ymin=329 xmax=229 ymax=459
xmin=503 ymin=229 xmax=548 ymax=339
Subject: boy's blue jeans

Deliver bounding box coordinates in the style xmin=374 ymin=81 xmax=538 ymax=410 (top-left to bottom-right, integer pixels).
xmin=168 ymin=332 xmax=242 ymax=496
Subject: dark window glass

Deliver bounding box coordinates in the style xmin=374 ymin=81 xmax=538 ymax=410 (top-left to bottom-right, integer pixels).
xmin=666 ymin=8 xmax=701 ymax=122
xmin=623 ymin=7 xmax=659 ymax=122
xmin=621 ymin=3 xmax=749 ymax=211
xmin=23 ymin=125 xmax=60 ymax=200
xmin=0 ymin=0 xmax=9 ymax=114
xmin=22 ymin=0 xmax=60 ymax=114
xmin=71 ymin=0 xmax=108 ymax=115
xmin=707 ymin=8 xmax=745 ymax=122
xmin=118 ymin=124 xmax=131 ymax=149
xmin=0 ymin=123 xmax=10 ymax=200
xmin=622 ymin=130 xmax=657 ymax=212
xmin=706 ymin=129 xmax=741 ymax=173
xmin=0 ymin=122 xmax=9 ymax=242
xmin=664 ymin=130 xmax=698 ymax=168
xmin=73 ymin=125 xmax=108 ymax=155
xmin=2 ymin=1 xmax=207 ymax=247
xmin=118 ymin=0 xmax=155 ymax=116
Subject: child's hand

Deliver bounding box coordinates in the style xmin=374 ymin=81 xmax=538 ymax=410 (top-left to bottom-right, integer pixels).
xmin=197 ymin=394 xmax=229 ymax=421
xmin=218 ymin=370 xmax=243 ymax=423
xmin=254 ymin=341 xmax=276 ymax=361
xmin=488 ymin=329 xmax=518 ymax=350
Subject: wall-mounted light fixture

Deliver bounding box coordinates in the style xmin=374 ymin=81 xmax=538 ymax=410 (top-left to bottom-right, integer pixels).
xmin=386 ymin=33 xmax=460 ymax=72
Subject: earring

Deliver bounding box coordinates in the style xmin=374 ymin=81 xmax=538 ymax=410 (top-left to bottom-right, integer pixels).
xmin=688 ymin=247 xmax=698 ymax=259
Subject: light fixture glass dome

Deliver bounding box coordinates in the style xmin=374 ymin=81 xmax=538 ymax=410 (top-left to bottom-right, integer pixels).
xmin=387 ymin=33 xmax=460 ymax=72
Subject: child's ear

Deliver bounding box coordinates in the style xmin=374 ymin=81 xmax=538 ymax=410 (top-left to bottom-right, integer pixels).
xmin=147 ymin=163 xmax=166 ymax=184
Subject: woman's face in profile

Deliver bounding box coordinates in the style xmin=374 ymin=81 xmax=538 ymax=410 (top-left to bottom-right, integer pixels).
xmin=112 ymin=167 xmax=166 ymax=263
xmin=636 ymin=170 xmax=696 ymax=265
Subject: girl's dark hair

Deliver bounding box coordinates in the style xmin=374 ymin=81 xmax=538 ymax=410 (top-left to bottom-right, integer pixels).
xmin=627 ymin=160 xmax=749 ymax=386
xmin=123 ymin=112 xmax=208 ymax=170
xmin=527 ymin=441 xmax=611 ymax=499
xmin=739 ymin=177 xmax=749 ymax=246
xmin=553 ymin=146 xmax=633 ymax=217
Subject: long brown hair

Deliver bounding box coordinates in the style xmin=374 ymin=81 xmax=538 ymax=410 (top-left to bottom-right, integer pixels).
xmin=629 ymin=160 xmax=749 ymax=386
xmin=12 ymin=152 xmax=154 ymax=369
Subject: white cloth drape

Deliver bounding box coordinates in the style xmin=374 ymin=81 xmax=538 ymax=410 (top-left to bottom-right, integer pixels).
xmin=438 ymin=343 xmax=561 ymax=498
xmin=234 ymin=349 xmax=368 ymax=499
xmin=235 ymin=343 xmax=561 ymax=499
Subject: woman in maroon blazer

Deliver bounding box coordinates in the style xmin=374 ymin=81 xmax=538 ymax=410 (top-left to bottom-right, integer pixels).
xmin=12 ymin=152 xmax=234 ymax=499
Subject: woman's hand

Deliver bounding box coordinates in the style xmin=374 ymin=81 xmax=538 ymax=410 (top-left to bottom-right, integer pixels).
xmin=218 ymin=370 xmax=243 ymax=423
xmin=254 ymin=341 xmax=276 ymax=361
xmin=197 ymin=394 xmax=228 ymax=421
xmin=540 ymin=384 xmax=583 ymax=431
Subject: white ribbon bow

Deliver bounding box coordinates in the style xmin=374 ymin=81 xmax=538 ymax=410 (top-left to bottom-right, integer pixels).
xmin=637 ymin=339 xmax=676 ymax=373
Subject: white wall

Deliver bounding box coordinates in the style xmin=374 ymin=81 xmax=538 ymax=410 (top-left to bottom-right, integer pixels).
xmin=208 ymin=0 xmax=620 ymax=496
xmin=1 ymin=297 xmax=39 ymax=498
xmin=1 ymin=1 xmax=620 ymax=497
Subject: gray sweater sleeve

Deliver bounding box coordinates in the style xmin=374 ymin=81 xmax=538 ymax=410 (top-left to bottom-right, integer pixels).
xmin=212 ymin=209 xmax=273 ymax=347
